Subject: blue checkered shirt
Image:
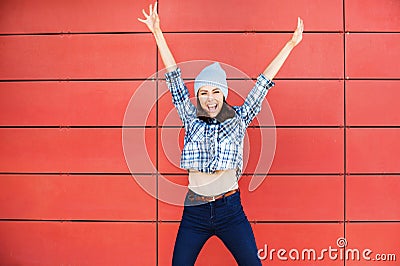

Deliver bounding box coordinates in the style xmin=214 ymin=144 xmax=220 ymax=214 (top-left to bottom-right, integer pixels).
xmin=165 ymin=68 xmax=275 ymax=175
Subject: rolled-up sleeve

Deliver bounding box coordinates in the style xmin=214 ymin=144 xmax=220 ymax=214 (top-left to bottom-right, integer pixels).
xmin=165 ymin=68 xmax=196 ymax=126
xmin=237 ymin=73 xmax=275 ymax=127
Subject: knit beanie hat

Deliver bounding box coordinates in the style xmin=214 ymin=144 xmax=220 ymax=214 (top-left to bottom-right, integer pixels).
xmin=194 ymin=62 xmax=228 ymax=99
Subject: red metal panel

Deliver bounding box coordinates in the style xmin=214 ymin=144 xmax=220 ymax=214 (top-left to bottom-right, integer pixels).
xmin=0 ymin=81 xmax=156 ymax=126
xmin=0 ymin=34 xmax=156 ymax=80
xmin=249 ymin=128 xmax=344 ymax=174
xmin=0 ymin=174 xmax=156 ymax=220
xmin=346 ymin=80 xmax=400 ymax=126
xmin=346 ymin=223 xmax=400 ymax=265
xmin=158 ymin=175 xmax=187 ymax=221
xmin=159 ymin=33 xmax=343 ymax=79
xmin=0 ymin=128 xmax=156 ymax=173
xmin=158 ymin=223 xmax=179 ymax=266
xmin=158 ymin=127 xmax=186 ymax=174
xmin=158 ymin=128 xmax=344 ymax=174
xmin=345 ymin=0 xmax=400 ymax=32
xmin=267 ymin=80 xmax=344 ymax=126
xmin=159 ymin=79 xmax=344 ymax=127
xmin=0 ymin=221 xmax=156 ymax=265
xmin=195 ymin=235 xmax=240 ymax=265
xmin=0 ymin=0 xmax=151 ymax=34
xmin=347 ymin=128 xmax=400 ymax=173
xmin=162 ymin=0 xmax=342 ymax=32
xmin=346 ymin=34 xmax=400 ymax=78
xmin=241 ymin=175 xmax=344 ymax=221
xmin=347 ymin=175 xmax=400 ymax=221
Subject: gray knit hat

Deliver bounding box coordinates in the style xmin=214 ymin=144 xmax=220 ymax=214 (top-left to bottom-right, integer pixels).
xmin=194 ymin=62 xmax=228 ymax=99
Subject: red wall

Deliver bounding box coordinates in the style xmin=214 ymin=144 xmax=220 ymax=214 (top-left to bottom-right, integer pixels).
xmin=0 ymin=0 xmax=399 ymax=265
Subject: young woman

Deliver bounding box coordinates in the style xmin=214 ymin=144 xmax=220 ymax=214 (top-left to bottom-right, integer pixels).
xmin=139 ymin=2 xmax=303 ymax=265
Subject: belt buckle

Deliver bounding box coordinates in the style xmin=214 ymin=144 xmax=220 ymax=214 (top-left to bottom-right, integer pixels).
xmin=210 ymin=196 xmax=216 ymax=202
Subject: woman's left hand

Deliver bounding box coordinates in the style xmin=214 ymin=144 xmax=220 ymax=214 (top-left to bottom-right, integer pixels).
xmin=289 ymin=17 xmax=304 ymax=47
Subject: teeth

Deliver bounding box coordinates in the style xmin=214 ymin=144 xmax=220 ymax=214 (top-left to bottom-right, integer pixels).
xmin=208 ymin=104 xmax=217 ymax=112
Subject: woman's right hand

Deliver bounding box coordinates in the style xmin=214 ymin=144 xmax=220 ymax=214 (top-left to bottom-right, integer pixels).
xmin=138 ymin=2 xmax=160 ymax=33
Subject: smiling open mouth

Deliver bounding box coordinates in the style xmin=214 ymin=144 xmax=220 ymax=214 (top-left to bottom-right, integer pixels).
xmin=207 ymin=103 xmax=218 ymax=113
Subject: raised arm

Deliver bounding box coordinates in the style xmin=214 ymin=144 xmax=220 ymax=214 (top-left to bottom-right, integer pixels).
xmin=138 ymin=2 xmax=177 ymax=72
xmin=263 ymin=17 xmax=304 ymax=80
xmin=138 ymin=2 xmax=196 ymax=126
xmin=236 ymin=18 xmax=304 ymax=126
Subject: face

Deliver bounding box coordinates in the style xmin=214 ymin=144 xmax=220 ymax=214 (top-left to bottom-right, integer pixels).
xmin=197 ymin=85 xmax=224 ymax=118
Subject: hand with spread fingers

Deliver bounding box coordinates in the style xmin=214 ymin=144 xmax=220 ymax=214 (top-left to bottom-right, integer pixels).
xmin=138 ymin=1 xmax=176 ymax=72
xmin=138 ymin=2 xmax=160 ymax=34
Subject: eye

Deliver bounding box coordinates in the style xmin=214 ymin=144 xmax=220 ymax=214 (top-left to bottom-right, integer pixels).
xmin=200 ymin=91 xmax=207 ymax=96
xmin=213 ymin=90 xmax=220 ymax=94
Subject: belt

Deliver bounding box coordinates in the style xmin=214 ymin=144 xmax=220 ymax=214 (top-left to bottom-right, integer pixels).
xmin=187 ymin=188 xmax=239 ymax=203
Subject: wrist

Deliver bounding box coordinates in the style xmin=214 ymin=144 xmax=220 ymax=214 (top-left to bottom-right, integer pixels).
xmin=153 ymin=27 xmax=163 ymax=35
xmin=286 ymin=40 xmax=296 ymax=49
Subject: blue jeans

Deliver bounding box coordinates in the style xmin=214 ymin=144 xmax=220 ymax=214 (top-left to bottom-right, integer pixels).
xmin=172 ymin=189 xmax=262 ymax=265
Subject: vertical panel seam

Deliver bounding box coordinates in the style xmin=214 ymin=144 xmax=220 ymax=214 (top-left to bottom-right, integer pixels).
xmin=343 ymin=2 xmax=347 ymax=266
xmin=155 ymin=1 xmax=160 ymax=264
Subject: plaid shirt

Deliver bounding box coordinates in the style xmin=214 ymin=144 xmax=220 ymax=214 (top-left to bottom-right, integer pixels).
xmin=165 ymin=68 xmax=275 ymax=175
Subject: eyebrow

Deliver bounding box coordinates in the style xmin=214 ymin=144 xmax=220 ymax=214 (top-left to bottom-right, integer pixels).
xmin=199 ymin=88 xmax=221 ymax=94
